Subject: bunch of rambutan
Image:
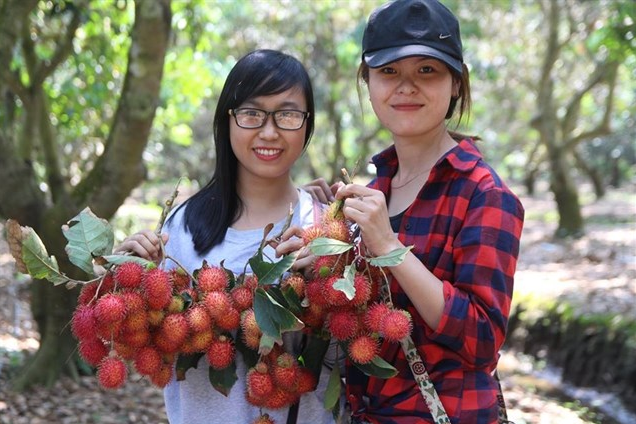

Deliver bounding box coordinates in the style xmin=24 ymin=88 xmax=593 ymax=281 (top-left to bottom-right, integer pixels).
xmin=71 ymin=259 xmax=256 ymax=390
xmin=299 ymin=201 xmax=414 ymax=366
xmin=245 ymin=346 xmax=318 ymax=411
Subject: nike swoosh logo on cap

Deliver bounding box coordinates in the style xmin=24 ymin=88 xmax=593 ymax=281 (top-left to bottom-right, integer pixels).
xmin=439 ymin=34 xmax=451 ymax=39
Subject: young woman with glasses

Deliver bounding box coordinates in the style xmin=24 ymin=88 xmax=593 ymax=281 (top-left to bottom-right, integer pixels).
xmin=116 ymin=49 xmax=338 ymax=424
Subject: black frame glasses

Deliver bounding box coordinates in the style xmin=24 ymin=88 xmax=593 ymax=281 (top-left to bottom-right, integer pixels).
xmin=229 ymin=108 xmax=310 ymax=130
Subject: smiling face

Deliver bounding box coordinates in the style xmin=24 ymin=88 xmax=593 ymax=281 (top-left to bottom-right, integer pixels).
xmin=367 ymin=56 xmax=458 ymax=142
xmin=229 ymin=86 xmax=307 ymax=184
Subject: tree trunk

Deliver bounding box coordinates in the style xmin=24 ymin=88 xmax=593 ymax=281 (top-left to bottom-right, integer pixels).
xmin=547 ymin=145 xmax=584 ymax=238
xmin=1 ymin=0 xmax=172 ymax=391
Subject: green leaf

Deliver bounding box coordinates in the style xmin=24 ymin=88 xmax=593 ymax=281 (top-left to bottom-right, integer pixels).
xmin=249 ymin=253 xmax=296 ymax=286
xmin=101 ymin=254 xmax=154 ymax=267
xmin=208 ymin=361 xmax=238 ymax=397
xmin=353 ymin=355 xmax=398 ymax=379
xmin=253 ymin=287 xmax=304 ymax=352
xmin=299 ymin=333 xmax=331 ymax=378
xmin=20 ymin=228 xmax=68 ymax=285
xmin=308 ymin=237 xmax=354 ymax=256
xmin=175 ymin=352 xmax=204 ymax=381
xmin=368 ymin=246 xmax=413 ymax=267
xmin=332 ymin=264 xmax=356 ymax=300
xmin=324 ymin=365 xmax=341 ymax=411
xmin=63 ymin=208 xmax=114 ymax=274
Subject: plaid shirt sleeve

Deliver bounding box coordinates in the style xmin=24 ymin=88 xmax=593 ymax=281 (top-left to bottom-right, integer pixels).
xmin=346 ymin=139 xmax=524 ymax=424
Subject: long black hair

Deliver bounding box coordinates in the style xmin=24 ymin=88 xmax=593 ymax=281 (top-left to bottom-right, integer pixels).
xmin=171 ymin=49 xmax=315 ymax=255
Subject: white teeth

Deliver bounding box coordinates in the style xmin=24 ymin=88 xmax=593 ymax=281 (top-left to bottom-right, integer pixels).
xmin=254 ymin=148 xmax=280 ymax=156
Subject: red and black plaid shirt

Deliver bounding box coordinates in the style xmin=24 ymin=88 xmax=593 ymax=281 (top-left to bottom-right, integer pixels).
xmin=346 ymin=139 xmax=525 ymax=424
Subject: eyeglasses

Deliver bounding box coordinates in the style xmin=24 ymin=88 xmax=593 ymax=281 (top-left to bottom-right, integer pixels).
xmin=229 ymin=108 xmax=309 ymax=131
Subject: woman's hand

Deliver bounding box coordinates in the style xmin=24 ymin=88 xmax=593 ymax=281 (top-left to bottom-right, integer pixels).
xmin=336 ymin=184 xmax=402 ymax=257
xmin=302 ymin=178 xmax=341 ymax=204
xmin=113 ymin=229 xmax=169 ymax=262
xmin=269 ymin=226 xmax=314 ymax=276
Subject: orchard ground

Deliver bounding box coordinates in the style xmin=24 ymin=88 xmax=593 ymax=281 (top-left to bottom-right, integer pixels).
xmin=0 ymin=183 xmax=634 ymax=424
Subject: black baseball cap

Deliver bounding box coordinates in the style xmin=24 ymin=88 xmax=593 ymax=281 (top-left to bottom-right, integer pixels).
xmin=362 ymin=0 xmax=463 ymax=74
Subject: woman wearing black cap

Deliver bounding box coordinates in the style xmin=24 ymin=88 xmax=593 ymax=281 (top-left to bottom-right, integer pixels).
xmin=333 ymin=1 xmax=525 ymax=423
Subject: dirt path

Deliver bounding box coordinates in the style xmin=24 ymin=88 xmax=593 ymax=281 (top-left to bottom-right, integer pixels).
xmin=1 ymin=186 xmax=634 ymax=424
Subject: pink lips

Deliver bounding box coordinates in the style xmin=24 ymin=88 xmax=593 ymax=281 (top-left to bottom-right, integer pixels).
xmin=392 ymin=103 xmax=422 ymax=111
xmin=253 ymin=147 xmax=283 ymax=161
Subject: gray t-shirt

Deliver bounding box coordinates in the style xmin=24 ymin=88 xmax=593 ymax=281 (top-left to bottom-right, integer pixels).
xmin=162 ymin=189 xmax=338 ymax=424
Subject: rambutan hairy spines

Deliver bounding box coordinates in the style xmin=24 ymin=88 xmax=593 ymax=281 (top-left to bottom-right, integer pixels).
xmin=167 ymin=295 xmax=185 ymax=313
xmin=297 ymin=367 xmax=318 ymax=394
xmin=78 ymin=337 xmax=109 ymax=366
xmin=170 ymin=268 xmax=191 ymax=292
xmin=142 ymin=268 xmax=173 ymax=310
xmin=71 ymin=304 xmax=97 ymax=341
xmin=185 ymin=304 xmax=212 ymax=332
xmin=380 ymin=308 xmax=413 ymax=342
xmin=327 ymin=309 xmax=361 ymax=340
xmin=196 ymin=265 xmax=229 ymax=293
xmin=281 ymin=273 xmax=306 ymax=298
xmin=206 ymin=335 xmax=235 ymax=370
xmin=114 ymin=261 xmax=144 ymax=289
xmin=159 ymin=313 xmax=190 ymax=346
xmin=240 ymin=309 xmax=262 ymax=350
xmin=216 ymin=305 xmax=241 ymax=331
xmin=351 ymin=273 xmax=372 ymax=306
xmin=302 ymin=223 xmax=325 ymax=245
xmin=323 ymin=219 xmax=351 ymax=243
xmin=150 ymin=363 xmax=174 ymax=388
xmin=230 ymin=285 xmax=253 ymax=311
xmin=246 ymin=362 xmax=274 ymax=398
xmin=97 ymin=355 xmax=128 ymax=389
xmin=204 ymin=290 xmax=232 ymax=319
xmin=348 ymin=334 xmax=380 ymax=364
xmin=272 ymin=352 xmax=299 ymax=387
xmin=252 ymin=413 xmax=276 ymax=424
xmin=364 ymin=302 xmax=391 ymax=333
xmin=133 ymin=346 xmax=163 ymax=376
xmin=94 ymin=293 xmax=127 ymax=324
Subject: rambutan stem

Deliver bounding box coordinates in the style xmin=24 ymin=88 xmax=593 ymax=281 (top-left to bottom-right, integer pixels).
xmin=164 ymin=255 xmax=197 ymax=283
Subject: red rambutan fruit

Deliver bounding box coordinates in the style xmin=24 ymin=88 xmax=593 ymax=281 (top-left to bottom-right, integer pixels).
xmin=185 ymin=304 xmax=212 ymax=332
xmin=230 ymin=285 xmax=254 ymax=311
xmin=302 ymin=224 xmax=325 ymax=245
xmin=348 ymin=334 xmax=380 ymax=365
xmin=146 ymin=309 xmax=165 ymax=327
xmin=326 ymin=309 xmax=361 ymax=340
xmin=71 ymin=304 xmax=97 ymax=341
xmin=150 ymin=363 xmax=174 ymax=388
xmin=351 ymin=274 xmax=372 ymax=306
xmin=143 ymin=268 xmax=173 ymax=310
xmin=262 ymin=387 xmax=298 ymax=410
xmin=240 ymin=309 xmax=262 ymax=350
xmin=323 ymin=219 xmax=351 ymax=243
xmin=272 ymin=352 xmax=299 ymax=388
xmin=252 ymin=413 xmax=276 ymax=424
xmin=78 ymin=337 xmax=109 ymax=366
xmin=246 ymin=362 xmax=274 ymax=398
xmin=120 ymin=329 xmax=151 ymax=348
xmin=114 ymin=261 xmax=144 ymax=289
xmin=196 ymin=265 xmax=228 ymax=293
xmin=170 ymin=268 xmax=191 ymax=292
xmin=243 ymin=274 xmax=259 ymax=291
xmin=121 ymin=309 xmax=148 ymax=333
xmin=323 ymin=276 xmax=350 ymax=307
xmin=380 ymin=309 xmax=413 ymax=342
xmin=94 ymin=293 xmax=127 ymax=324
xmin=133 ymin=346 xmax=163 ymax=376
xmin=216 ymin=306 xmax=240 ymax=331
xmin=167 ymin=295 xmax=185 ymax=314
xmin=189 ymin=329 xmax=214 ymax=352
xmin=97 ymin=356 xmax=128 ymax=389
xmin=296 ymin=367 xmax=318 ymax=394
xmin=206 ymin=335 xmax=235 ymax=370
xmin=159 ymin=313 xmax=190 ymax=346
xmin=281 ymin=273 xmax=306 ymax=299
xmin=204 ymin=290 xmax=232 ymax=319
xmin=364 ymin=302 xmax=391 ymax=333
